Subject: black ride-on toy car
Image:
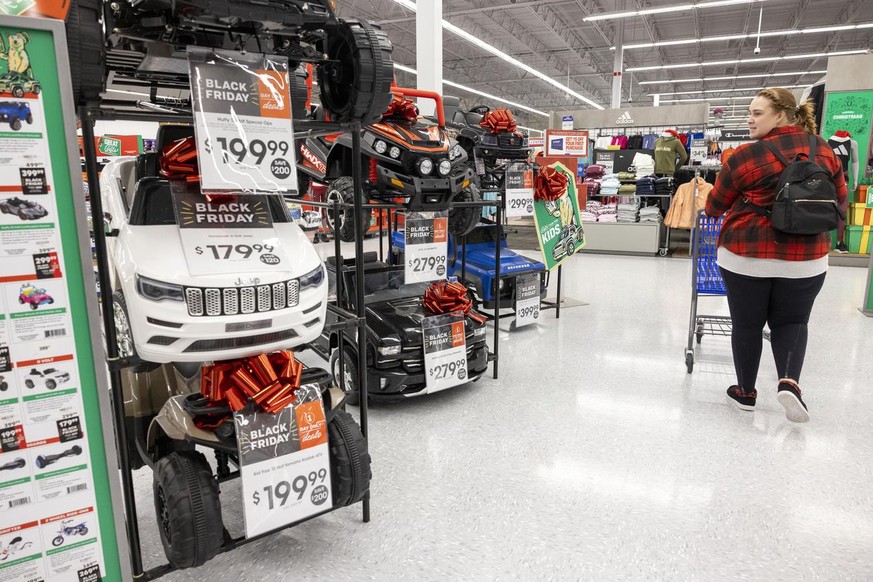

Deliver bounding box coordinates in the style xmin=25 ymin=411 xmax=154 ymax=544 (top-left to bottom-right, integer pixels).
xmin=296 ymin=87 xmax=482 ymax=243
xmin=443 ymin=99 xmax=531 ymax=171
xmin=63 ymin=0 xmax=394 ymax=124
xmin=310 ymin=252 xmax=489 ymax=404
xmin=0 ymin=101 xmax=33 ymax=131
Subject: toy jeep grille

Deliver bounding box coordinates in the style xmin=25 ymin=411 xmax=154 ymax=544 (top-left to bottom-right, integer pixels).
xmin=185 ymin=280 xmax=300 ymax=317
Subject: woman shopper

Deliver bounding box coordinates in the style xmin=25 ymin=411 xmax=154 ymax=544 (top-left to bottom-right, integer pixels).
xmin=705 ymin=88 xmax=847 ymax=423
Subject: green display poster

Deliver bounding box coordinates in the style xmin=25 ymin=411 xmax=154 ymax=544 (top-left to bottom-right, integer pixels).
xmin=0 ymin=16 xmax=125 ymax=582
xmin=821 ymin=91 xmax=873 ymax=191
xmin=532 ymin=162 xmax=585 ymax=270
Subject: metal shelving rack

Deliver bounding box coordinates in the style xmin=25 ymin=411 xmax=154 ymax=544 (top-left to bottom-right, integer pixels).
xmin=80 ymin=105 xmax=374 ymax=580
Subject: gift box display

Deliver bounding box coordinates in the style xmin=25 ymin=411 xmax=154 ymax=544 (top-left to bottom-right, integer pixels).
xmin=850 ymin=202 xmax=873 ymax=226
xmin=846 ymin=225 xmax=872 ymax=254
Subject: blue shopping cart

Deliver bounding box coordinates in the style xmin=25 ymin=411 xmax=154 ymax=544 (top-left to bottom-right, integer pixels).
xmin=685 ymin=210 xmax=731 ymax=373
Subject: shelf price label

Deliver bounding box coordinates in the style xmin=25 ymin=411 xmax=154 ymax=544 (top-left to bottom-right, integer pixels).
xmin=505 ymin=162 xmax=534 ymax=218
xmin=236 ymin=384 xmax=332 ymax=538
xmin=188 ymin=47 xmax=298 ymax=194
xmin=422 ymin=311 xmax=468 ymax=393
xmin=404 ymin=212 xmax=448 ymax=284
xmin=515 ymin=272 xmax=541 ymax=328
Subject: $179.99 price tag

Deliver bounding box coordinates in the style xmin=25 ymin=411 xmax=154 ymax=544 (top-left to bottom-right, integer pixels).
xmin=404 ymin=212 xmax=448 ymax=284
xmin=422 ymin=312 xmax=468 ymax=393
xmin=235 ymin=385 xmax=332 ymax=538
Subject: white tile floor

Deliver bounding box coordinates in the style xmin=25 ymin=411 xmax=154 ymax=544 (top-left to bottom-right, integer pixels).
xmin=133 ymin=251 xmax=873 ymax=581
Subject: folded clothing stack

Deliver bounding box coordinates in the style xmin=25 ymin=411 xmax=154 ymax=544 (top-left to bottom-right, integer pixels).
xmin=636 ymin=175 xmax=656 ymax=196
xmin=583 ymin=179 xmax=601 ymax=198
xmin=618 ymin=183 xmax=637 ymax=196
xmin=632 ymin=152 xmax=656 ymax=176
xmin=617 ymin=171 xmax=636 ymax=182
xmin=598 ymin=203 xmax=618 ymax=223
xmin=655 ymin=176 xmax=676 ymax=197
xmin=600 ymin=174 xmax=621 ymax=196
xmin=639 ymin=206 xmax=663 ymax=223
xmin=582 ymin=200 xmax=602 ymax=222
xmin=585 ymin=164 xmax=606 ymax=180
xmin=617 ymin=202 xmax=640 ymax=223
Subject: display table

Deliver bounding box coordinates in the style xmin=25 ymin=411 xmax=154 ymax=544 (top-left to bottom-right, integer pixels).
xmin=581 ymin=222 xmax=661 ymax=254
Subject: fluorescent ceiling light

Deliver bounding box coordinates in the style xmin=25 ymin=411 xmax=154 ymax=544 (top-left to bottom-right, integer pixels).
xmin=393 ymin=63 xmax=550 ymax=118
xmin=660 ymin=96 xmax=756 ymax=103
xmin=585 ymin=0 xmax=762 ymax=22
xmin=518 ymin=125 xmax=545 ymax=135
xmin=638 ymin=70 xmax=826 ymax=86
xmin=650 ymin=84 xmax=811 ymax=97
xmin=621 ymin=22 xmax=873 ymax=50
xmin=627 ymin=49 xmax=868 ymax=72
xmin=392 ymin=0 xmax=603 ymax=109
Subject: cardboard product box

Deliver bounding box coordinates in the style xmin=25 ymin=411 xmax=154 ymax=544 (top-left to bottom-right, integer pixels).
xmin=849 ymin=203 xmax=873 ymax=226
xmin=846 ymin=225 xmax=872 ymax=254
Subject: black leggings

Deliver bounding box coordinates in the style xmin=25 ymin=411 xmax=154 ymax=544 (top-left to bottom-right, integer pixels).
xmin=719 ymin=268 xmax=826 ymax=391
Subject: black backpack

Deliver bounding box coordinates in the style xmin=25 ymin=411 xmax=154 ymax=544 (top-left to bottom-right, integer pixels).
xmin=743 ymin=135 xmax=844 ymax=235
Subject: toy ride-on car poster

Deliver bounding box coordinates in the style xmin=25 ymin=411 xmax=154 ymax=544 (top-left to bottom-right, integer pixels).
xmin=532 ymin=162 xmax=585 ymax=270
xmin=0 ymin=72 xmax=41 ymax=98
xmin=295 ymin=87 xmax=482 ymax=243
xmin=311 ymin=252 xmax=489 ymax=403
xmin=63 ymin=0 xmax=394 ymax=123
xmin=0 ymin=101 xmax=33 ymax=131
xmin=18 ymin=283 xmax=54 ymax=310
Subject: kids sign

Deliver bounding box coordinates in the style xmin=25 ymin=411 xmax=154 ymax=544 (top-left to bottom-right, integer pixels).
xmin=188 ymin=47 xmax=298 ymax=194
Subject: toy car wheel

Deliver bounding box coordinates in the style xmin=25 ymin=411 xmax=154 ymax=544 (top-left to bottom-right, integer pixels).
xmin=112 ymin=291 xmax=159 ymax=373
xmin=31 ymin=86 xmax=40 ymax=96
xmin=317 ymin=19 xmax=394 ymax=125
xmin=325 ymin=176 xmax=371 ymax=243
xmin=153 ymin=450 xmax=223 ymax=569
xmin=25 ymin=113 xmax=32 ymax=124
xmin=29 ymin=303 xmax=38 ymax=310
xmin=290 ymin=66 xmax=309 ymax=120
xmin=328 ymin=409 xmax=371 ymax=507
xmin=330 ymin=346 xmax=360 ymax=406
xmin=78 ymin=527 xmax=88 ymax=536
xmin=0 ymin=381 xmax=7 ymax=391
xmin=24 ymin=380 xmax=33 ymax=389
xmin=11 ymin=87 xmax=23 ymax=98
xmin=10 ymin=119 xmax=21 ymax=131
xmin=51 ymin=536 xmax=64 ymax=547
xmin=448 ymin=183 xmax=482 ymax=237
xmin=46 ymin=379 xmax=56 ymax=390
xmin=65 ymin=0 xmax=105 ymax=106
xmin=17 ymin=295 xmax=22 ymax=303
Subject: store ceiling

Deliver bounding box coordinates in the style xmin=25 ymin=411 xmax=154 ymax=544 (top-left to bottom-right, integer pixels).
xmin=338 ymin=0 xmax=873 ymax=130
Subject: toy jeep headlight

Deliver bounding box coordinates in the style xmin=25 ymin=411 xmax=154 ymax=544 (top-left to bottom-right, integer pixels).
xmin=449 ymin=144 xmax=464 ymax=161
xmin=437 ymin=159 xmax=452 ymax=176
xmin=417 ymin=158 xmax=434 ymax=176
xmin=481 ymin=135 xmax=498 ymax=146
xmin=389 ymin=146 xmax=401 ymax=159
xmin=377 ymin=345 xmax=401 ymax=356
xmin=299 ymin=265 xmax=325 ymax=290
xmin=473 ymin=327 xmax=486 ymax=337
xmin=374 ymin=140 xmax=388 ymax=154
xmin=136 ymin=275 xmax=184 ymax=302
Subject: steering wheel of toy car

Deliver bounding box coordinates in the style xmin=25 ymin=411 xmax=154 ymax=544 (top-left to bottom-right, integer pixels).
xmin=470 ymin=105 xmax=490 ymax=115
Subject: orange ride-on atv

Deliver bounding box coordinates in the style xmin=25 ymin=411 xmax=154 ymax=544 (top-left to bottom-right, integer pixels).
xmin=295 ymin=87 xmax=482 ymax=243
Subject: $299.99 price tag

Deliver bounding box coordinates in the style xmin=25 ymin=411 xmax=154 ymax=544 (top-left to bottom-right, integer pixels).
xmin=505 ymin=163 xmax=534 ymax=218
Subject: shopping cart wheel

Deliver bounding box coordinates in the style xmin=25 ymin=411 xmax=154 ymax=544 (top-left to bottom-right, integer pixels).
xmin=685 ymin=350 xmax=694 ymax=373
xmin=695 ymin=322 xmax=704 ymax=344
xmin=658 ymin=248 xmax=668 ymax=257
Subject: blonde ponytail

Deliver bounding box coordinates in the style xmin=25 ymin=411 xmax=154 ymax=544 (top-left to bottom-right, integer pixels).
xmin=794 ymin=100 xmax=817 ymax=134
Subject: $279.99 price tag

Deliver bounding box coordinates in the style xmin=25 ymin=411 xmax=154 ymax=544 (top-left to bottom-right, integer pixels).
xmin=422 ymin=312 xmax=468 ymax=393
xmin=404 ymin=212 xmax=448 ymax=284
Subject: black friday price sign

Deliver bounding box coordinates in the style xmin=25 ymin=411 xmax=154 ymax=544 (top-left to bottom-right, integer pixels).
xmin=404 ymin=212 xmax=449 ymax=284
xmin=514 ymin=272 xmax=540 ymax=327
xmin=188 ymin=47 xmax=298 ymax=194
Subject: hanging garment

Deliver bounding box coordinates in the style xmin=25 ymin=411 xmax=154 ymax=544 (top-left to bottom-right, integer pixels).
xmin=595 ymin=136 xmax=613 ymax=150
xmin=653 ymin=136 xmax=688 ymax=175
xmin=641 ymin=134 xmax=658 ymax=150
xmin=663 ymin=177 xmax=713 ymax=229
xmin=626 ymin=134 xmax=644 ymax=150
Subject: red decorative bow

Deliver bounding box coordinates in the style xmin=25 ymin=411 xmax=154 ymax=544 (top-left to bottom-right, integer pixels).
xmin=160 ymin=136 xmax=200 ymax=183
xmin=383 ymin=95 xmax=419 ymax=122
xmin=534 ymin=165 xmax=569 ymax=202
xmin=200 ymin=350 xmax=303 ymax=414
xmin=423 ymin=280 xmax=487 ymax=324
xmin=480 ymin=109 xmax=517 ymax=133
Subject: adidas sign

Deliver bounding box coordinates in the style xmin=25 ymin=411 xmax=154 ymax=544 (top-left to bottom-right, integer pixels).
xmin=616 ymin=111 xmax=634 ymax=125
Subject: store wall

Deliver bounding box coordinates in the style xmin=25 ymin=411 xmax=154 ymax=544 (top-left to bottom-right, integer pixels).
xmin=549 ymin=103 xmax=709 ymax=130
xmin=826 ymin=54 xmax=873 ymax=92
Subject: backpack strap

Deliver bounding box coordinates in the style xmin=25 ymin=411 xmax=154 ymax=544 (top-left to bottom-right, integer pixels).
xmin=808 ymin=133 xmax=817 ymax=162
xmin=759 ymin=138 xmax=790 ymax=166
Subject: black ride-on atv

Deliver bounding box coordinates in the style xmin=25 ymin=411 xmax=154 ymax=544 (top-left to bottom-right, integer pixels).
xmin=296 ymin=87 xmax=482 ymax=242
xmin=63 ymin=0 xmax=394 ymax=124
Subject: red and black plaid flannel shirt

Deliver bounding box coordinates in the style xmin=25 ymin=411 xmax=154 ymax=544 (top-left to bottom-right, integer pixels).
xmin=705 ymin=125 xmax=847 ymax=261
